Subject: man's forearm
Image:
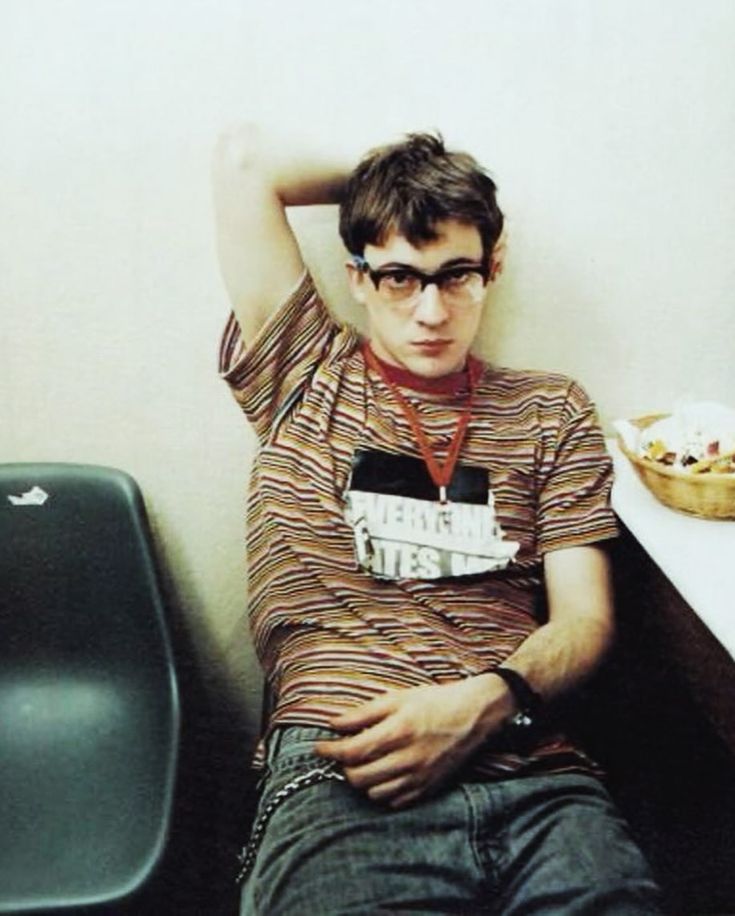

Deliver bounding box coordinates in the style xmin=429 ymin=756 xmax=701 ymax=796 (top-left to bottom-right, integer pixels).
xmin=488 ymin=544 xmax=616 ymax=708
xmin=491 ymin=613 xmax=614 ymax=704
xmin=212 ymin=122 xmax=362 ymax=341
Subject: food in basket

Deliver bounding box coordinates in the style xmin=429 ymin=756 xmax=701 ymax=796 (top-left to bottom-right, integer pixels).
xmin=614 ymin=403 xmax=735 ymax=518
xmin=635 ymin=402 xmax=735 ymax=474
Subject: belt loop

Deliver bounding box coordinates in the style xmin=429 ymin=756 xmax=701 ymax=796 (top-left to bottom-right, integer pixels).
xmin=266 ymin=726 xmax=285 ymax=766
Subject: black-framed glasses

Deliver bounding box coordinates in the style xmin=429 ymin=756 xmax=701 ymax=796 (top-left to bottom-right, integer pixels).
xmin=352 ymin=256 xmax=490 ymax=309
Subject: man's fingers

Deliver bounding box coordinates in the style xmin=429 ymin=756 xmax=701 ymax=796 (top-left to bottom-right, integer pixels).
xmin=343 ymin=749 xmax=412 ymax=790
xmin=358 ymin=767 xmax=427 ymax=808
xmin=313 ymin=734 xmax=362 ymax=763
xmin=314 ymin=714 xmax=405 ymax=766
xmin=364 ymin=773 xmax=415 ymax=804
xmin=389 ymin=788 xmax=424 ymax=809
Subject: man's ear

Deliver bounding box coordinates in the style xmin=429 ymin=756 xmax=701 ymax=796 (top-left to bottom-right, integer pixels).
xmin=489 ymin=230 xmax=507 ymax=282
xmin=345 ymin=260 xmax=368 ymax=304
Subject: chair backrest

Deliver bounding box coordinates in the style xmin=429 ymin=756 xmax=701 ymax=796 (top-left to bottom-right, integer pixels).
xmin=0 ymin=463 xmax=180 ymax=914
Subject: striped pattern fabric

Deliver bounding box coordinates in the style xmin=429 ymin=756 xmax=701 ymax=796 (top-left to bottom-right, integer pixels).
xmin=220 ymin=271 xmax=619 ymax=779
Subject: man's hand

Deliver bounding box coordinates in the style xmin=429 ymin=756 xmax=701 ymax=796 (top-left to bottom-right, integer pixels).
xmin=313 ymin=676 xmax=513 ymax=809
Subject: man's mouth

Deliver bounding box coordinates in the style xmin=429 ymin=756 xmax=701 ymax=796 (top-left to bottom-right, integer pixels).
xmin=411 ymin=339 xmax=452 ymax=353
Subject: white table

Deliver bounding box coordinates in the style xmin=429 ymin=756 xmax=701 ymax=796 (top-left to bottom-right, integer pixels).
xmin=609 ymin=441 xmax=735 ymax=661
xmin=609 ymin=440 xmax=735 ymax=755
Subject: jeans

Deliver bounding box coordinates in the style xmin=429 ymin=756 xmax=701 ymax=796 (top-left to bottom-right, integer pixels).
xmin=240 ymin=727 xmax=663 ymax=915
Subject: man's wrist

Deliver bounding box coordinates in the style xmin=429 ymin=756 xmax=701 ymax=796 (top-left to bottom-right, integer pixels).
xmin=492 ymin=667 xmax=542 ymax=719
xmin=488 ymin=667 xmax=544 ymax=753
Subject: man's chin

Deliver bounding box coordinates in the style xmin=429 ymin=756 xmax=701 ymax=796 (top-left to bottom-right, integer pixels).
xmin=370 ymin=341 xmax=466 ymax=379
xmin=401 ymin=353 xmax=464 ymax=379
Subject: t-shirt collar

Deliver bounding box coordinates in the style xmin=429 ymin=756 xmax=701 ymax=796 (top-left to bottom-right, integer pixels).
xmin=363 ymin=342 xmax=483 ymax=395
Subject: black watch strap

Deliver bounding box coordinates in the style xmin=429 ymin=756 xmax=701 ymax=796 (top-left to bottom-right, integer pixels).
xmin=493 ymin=666 xmax=542 ymax=717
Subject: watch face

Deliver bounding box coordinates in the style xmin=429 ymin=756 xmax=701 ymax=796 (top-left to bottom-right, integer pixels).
xmin=503 ymin=710 xmax=538 ymax=756
xmin=509 ymin=711 xmax=534 ymax=729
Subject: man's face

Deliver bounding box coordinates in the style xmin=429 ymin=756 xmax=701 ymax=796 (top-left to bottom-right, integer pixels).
xmin=348 ymin=220 xmax=490 ymax=379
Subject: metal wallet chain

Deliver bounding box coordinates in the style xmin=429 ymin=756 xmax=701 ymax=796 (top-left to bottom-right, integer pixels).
xmin=236 ymin=763 xmax=346 ymax=884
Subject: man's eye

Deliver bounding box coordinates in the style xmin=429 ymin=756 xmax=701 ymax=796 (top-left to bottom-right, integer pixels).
xmin=442 ymin=269 xmax=473 ymax=287
xmin=382 ymin=271 xmax=415 ymax=289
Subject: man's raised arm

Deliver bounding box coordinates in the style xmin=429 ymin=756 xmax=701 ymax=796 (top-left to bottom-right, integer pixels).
xmin=211 ymin=123 xmax=354 ymax=344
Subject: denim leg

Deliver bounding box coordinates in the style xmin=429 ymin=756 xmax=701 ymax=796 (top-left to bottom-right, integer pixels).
xmin=240 ymin=728 xmax=663 ymax=915
xmin=240 ymin=727 xmax=487 ymax=915
xmin=482 ymin=774 xmax=664 ymax=915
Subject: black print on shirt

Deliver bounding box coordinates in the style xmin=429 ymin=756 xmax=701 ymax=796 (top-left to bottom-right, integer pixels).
xmin=344 ymin=449 xmax=519 ymax=581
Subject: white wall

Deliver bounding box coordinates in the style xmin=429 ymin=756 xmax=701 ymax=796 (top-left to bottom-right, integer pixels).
xmin=3 ymin=0 xmax=734 ymax=734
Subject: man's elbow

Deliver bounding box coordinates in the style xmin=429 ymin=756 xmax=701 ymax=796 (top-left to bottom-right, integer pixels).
xmin=213 ymin=121 xmax=266 ymax=178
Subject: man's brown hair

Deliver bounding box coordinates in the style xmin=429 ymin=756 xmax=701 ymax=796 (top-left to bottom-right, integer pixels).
xmin=339 ymin=132 xmax=503 ymax=260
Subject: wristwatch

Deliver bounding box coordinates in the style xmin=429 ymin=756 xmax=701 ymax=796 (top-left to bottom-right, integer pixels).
xmin=493 ymin=666 xmax=542 ymax=750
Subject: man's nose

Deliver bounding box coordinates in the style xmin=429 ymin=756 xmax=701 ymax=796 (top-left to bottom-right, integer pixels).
xmin=413 ymin=282 xmax=450 ymax=324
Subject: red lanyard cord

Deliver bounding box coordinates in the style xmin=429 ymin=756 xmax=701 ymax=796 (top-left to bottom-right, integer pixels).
xmin=363 ymin=343 xmax=475 ymax=503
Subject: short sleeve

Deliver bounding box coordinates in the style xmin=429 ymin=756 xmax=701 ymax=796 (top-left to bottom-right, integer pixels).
xmin=536 ymin=380 xmax=619 ymax=553
xmin=218 ymin=271 xmax=338 ymax=442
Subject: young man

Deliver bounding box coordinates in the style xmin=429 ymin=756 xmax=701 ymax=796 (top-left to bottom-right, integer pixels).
xmin=213 ymin=126 xmax=662 ymax=914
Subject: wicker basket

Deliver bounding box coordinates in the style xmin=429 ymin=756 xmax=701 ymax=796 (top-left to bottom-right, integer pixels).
xmin=617 ymin=414 xmax=735 ymax=520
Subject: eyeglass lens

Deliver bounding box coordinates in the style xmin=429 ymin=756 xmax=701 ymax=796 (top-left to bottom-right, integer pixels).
xmin=375 ymin=266 xmax=485 ymax=305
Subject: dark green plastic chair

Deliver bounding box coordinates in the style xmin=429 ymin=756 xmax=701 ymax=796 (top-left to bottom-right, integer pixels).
xmin=0 ymin=464 xmax=180 ymax=914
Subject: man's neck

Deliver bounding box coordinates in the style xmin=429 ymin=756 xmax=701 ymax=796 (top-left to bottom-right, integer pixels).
xmin=364 ymin=343 xmax=483 ymax=395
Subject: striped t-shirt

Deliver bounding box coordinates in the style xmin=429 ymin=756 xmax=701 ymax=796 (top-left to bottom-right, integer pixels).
xmin=220 ymin=271 xmax=619 ymax=779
